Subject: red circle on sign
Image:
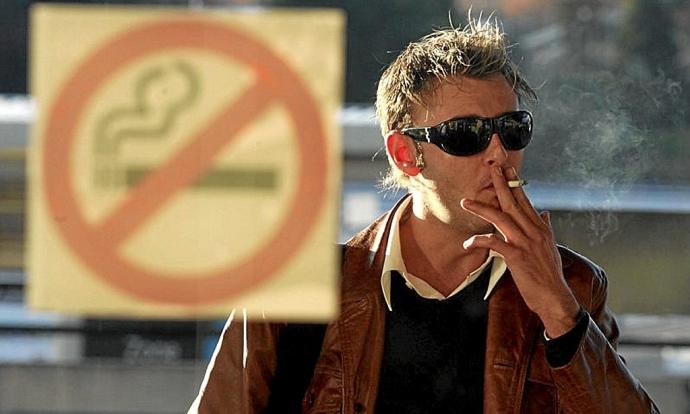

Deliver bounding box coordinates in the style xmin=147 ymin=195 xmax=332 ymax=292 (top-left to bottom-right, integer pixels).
xmin=42 ymin=19 xmax=330 ymax=305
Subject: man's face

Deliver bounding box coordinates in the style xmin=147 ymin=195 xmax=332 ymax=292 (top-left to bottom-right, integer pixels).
xmin=408 ymin=74 xmax=524 ymax=233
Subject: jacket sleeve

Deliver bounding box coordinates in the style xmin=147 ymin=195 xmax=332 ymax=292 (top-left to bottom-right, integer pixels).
xmin=189 ymin=314 xmax=281 ymax=414
xmin=550 ymin=267 xmax=660 ymax=413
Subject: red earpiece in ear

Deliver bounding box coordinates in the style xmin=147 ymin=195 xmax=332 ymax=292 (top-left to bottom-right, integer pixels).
xmin=386 ymin=131 xmax=422 ymax=176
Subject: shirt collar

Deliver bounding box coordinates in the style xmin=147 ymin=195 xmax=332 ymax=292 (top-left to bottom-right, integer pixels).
xmin=380 ymin=197 xmax=507 ymax=311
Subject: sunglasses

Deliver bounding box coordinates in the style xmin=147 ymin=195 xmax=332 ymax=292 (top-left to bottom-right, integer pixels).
xmin=401 ymin=110 xmax=533 ymax=156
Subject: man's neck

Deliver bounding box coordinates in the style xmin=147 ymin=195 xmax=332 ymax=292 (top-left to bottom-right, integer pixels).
xmin=399 ymin=206 xmax=491 ymax=297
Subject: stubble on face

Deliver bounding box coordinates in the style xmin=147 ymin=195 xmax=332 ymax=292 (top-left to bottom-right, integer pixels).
xmin=406 ymin=75 xmax=523 ymax=237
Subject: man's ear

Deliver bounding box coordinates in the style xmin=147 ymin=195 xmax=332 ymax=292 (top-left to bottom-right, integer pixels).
xmin=386 ymin=131 xmax=422 ymax=176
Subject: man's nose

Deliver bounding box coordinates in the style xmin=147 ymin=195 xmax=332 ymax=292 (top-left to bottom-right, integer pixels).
xmin=484 ymin=133 xmax=508 ymax=166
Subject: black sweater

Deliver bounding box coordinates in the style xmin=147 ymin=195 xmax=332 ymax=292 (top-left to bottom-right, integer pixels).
xmin=375 ymin=269 xmax=491 ymax=414
xmin=375 ymin=268 xmax=589 ymax=414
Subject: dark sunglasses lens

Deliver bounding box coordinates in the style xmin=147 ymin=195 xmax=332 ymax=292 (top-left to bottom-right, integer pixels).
xmin=438 ymin=119 xmax=489 ymax=156
xmin=500 ymin=112 xmax=532 ymax=150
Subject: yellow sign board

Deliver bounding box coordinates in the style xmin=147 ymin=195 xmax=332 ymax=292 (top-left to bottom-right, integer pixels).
xmin=27 ymin=4 xmax=344 ymax=320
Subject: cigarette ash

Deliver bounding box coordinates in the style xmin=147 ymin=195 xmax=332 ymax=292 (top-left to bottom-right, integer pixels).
xmin=524 ymin=70 xmax=685 ymax=244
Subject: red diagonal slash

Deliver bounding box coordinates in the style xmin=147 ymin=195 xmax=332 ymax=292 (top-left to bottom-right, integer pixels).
xmin=97 ymin=81 xmax=273 ymax=246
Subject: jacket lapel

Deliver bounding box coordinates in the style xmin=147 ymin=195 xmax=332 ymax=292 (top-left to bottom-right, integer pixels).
xmin=484 ymin=271 xmax=541 ymax=414
xmin=338 ymin=197 xmax=407 ymax=414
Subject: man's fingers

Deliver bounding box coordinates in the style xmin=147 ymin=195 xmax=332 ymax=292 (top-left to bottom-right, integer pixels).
xmin=540 ymin=211 xmax=556 ymax=234
xmin=540 ymin=210 xmax=550 ymax=224
xmin=461 ymin=198 xmax=527 ymax=244
xmin=505 ymin=167 xmax=540 ymax=214
xmin=504 ymin=167 xmax=544 ymax=228
xmin=491 ymin=166 xmax=541 ymax=237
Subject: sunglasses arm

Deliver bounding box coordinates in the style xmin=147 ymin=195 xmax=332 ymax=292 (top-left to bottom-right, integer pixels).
xmin=401 ymin=127 xmax=433 ymax=143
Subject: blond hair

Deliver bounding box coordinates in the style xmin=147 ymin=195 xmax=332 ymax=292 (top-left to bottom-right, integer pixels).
xmin=376 ymin=14 xmax=537 ymax=189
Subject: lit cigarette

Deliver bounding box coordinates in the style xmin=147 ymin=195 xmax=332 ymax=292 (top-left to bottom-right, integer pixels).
xmin=507 ymin=179 xmax=528 ymax=188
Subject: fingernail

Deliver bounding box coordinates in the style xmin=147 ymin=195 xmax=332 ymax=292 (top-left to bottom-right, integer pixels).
xmin=494 ymin=166 xmax=503 ymax=176
xmin=462 ymin=239 xmax=473 ymax=250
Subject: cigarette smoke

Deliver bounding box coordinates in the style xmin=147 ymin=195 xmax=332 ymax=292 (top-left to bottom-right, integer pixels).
xmin=525 ymin=69 xmax=685 ymax=244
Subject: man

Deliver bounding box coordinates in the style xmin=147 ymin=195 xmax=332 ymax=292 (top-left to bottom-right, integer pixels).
xmin=191 ymin=17 xmax=658 ymax=413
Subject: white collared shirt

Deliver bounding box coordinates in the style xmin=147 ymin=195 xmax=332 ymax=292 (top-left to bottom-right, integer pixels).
xmin=380 ymin=197 xmax=507 ymax=311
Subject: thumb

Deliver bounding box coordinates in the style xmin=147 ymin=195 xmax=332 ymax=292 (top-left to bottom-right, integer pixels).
xmin=463 ymin=233 xmax=509 ymax=253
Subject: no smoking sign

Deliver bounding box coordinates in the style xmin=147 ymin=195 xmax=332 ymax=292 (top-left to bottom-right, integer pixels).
xmin=28 ymin=5 xmax=344 ymax=320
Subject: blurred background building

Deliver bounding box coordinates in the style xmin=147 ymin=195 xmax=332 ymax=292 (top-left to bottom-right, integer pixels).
xmin=1 ymin=0 xmax=690 ymax=412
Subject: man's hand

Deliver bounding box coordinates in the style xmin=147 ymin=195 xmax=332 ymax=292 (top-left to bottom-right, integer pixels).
xmin=460 ymin=166 xmax=580 ymax=338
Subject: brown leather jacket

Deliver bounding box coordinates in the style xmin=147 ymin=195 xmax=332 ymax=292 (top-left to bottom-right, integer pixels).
xmin=191 ymin=197 xmax=659 ymax=414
